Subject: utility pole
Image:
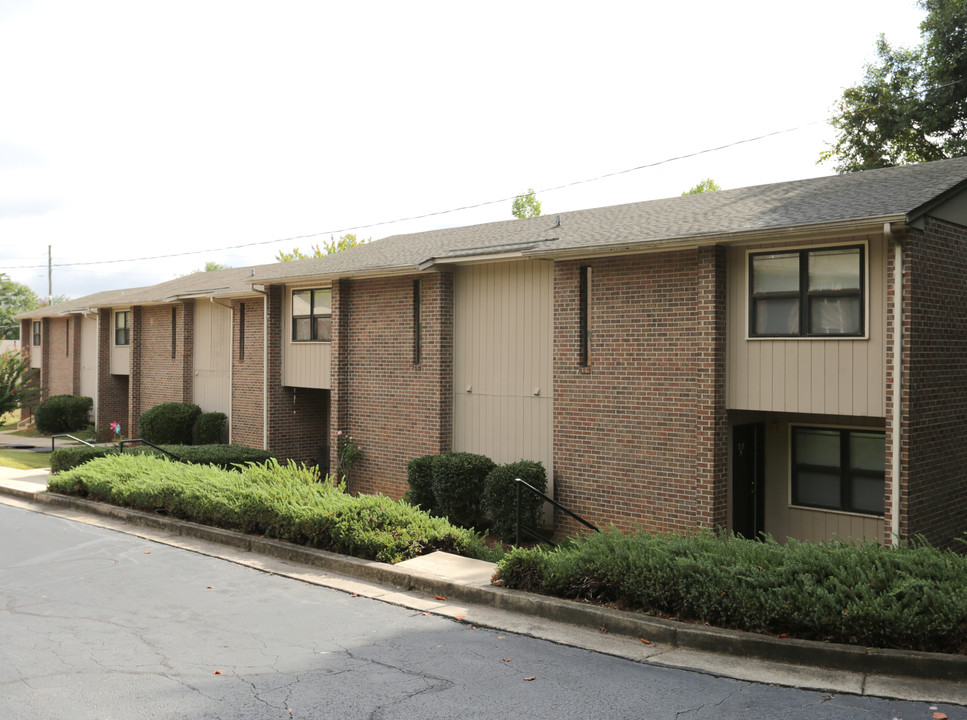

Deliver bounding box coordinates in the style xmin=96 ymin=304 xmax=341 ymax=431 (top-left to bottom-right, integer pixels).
xmin=47 ymin=245 xmax=52 ymax=304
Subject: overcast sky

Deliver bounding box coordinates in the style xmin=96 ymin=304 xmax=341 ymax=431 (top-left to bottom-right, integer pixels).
xmin=1 ymin=0 xmax=927 ymax=301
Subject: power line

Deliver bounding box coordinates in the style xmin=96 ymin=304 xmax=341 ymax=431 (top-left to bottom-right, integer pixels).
xmin=0 ymin=119 xmax=834 ymax=271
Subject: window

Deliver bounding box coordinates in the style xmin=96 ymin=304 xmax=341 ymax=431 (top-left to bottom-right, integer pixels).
xmin=171 ymin=307 xmax=177 ymax=359
xmin=791 ymin=427 xmax=885 ymax=515
xmin=115 ymin=311 xmax=130 ymax=346
xmin=579 ymin=266 xmax=591 ymax=366
xmin=65 ymin=318 xmax=70 ymax=356
xmin=32 ymin=321 xmax=41 ymax=347
xmin=291 ymin=289 xmax=331 ymax=342
xmin=413 ymin=280 xmax=421 ymax=364
xmin=238 ymin=302 xmax=246 ymax=361
xmin=750 ymin=246 xmax=864 ymax=337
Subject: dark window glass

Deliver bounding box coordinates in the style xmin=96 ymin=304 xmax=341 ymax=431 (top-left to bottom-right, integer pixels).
xmin=115 ymin=311 xmax=130 ymax=346
xmin=291 ymin=289 xmax=332 ymax=342
xmin=792 ymin=427 xmax=884 ymax=515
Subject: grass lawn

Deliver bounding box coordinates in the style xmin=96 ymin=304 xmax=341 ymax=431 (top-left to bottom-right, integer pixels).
xmin=0 ymin=450 xmax=51 ymax=470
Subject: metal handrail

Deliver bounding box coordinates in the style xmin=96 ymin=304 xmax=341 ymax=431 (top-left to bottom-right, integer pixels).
xmin=120 ymin=438 xmax=184 ymax=462
xmin=515 ymin=478 xmax=600 ymax=547
xmin=50 ymin=434 xmax=97 ymax=451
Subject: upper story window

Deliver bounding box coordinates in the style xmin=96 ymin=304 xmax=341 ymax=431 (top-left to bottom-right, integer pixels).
xmin=292 ymin=289 xmax=331 ymax=342
xmin=115 ymin=310 xmax=131 ymax=346
xmin=792 ymin=426 xmax=885 ymax=516
xmin=32 ymin=321 xmax=41 ymax=347
xmin=750 ymin=246 xmax=864 ymax=337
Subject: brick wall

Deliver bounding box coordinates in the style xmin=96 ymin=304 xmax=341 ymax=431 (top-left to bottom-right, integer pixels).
xmin=553 ymin=249 xmax=728 ymax=535
xmin=46 ymin=317 xmax=73 ymax=396
xmin=330 ymin=272 xmax=453 ymax=498
xmin=265 ymin=286 xmax=329 ymax=466
xmin=138 ymin=305 xmax=192 ymax=412
xmin=96 ymin=308 xmax=129 ymax=440
xmin=231 ymin=297 xmax=264 ymax=449
xmin=903 ymin=217 xmax=967 ymax=548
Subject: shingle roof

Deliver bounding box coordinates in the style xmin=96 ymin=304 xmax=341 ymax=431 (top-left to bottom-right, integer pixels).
xmin=18 ymin=156 xmax=967 ymax=320
xmin=250 ymin=155 xmax=967 ymax=282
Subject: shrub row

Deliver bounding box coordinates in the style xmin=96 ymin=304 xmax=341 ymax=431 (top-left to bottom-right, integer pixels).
xmin=50 ymin=443 xmax=275 ymax=473
xmin=406 ymin=452 xmax=546 ymax=541
xmin=48 ymin=454 xmax=495 ymax=565
xmin=495 ymin=529 xmax=967 ymax=653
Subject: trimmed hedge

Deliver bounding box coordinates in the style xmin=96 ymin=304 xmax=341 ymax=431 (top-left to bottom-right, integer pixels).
xmin=195 ymin=412 xmax=227 ymax=445
xmin=483 ymin=460 xmax=546 ymax=543
xmin=431 ymin=452 xmax=495 ymax=530
xmin=494 ymin=529 xmax=967 ymax=653
xmin=406 ymin=454 xmax=439 ymax=514
xmin=138 ymin=402 xmax=201 ymax=445
xmin=50 ymin=443 xmax=276 ymax=473
xmin=47 ymin=455 xmax=495 ymax=564
xmin=34 ymin=395 xmax=93 ymax=434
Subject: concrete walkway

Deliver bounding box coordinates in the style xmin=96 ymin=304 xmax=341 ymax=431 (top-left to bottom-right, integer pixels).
xmin=0 ymin=465 xmax=964 ymax=707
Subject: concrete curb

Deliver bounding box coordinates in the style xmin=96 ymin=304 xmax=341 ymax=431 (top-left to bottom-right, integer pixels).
xmin=19 ymin=490 xmax=967 ymax=683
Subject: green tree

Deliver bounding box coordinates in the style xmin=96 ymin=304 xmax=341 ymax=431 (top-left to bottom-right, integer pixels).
xmin=275 ymin=233 xmax=368 ymax=262
xmin=0 ymin=350 xmax=39 ymax=416
xmin=682 ymin=178 xmax=722 ymax=195
xmin=511 ymin=188 xmax=542 ymax=219
xmin=821 ymin=0 xmax=967 ymax=173
xmin=0 ymin=274 xmax=39 ymax=340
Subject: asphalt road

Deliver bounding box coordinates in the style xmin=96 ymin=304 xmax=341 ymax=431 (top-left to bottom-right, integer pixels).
xmin=1 ymin=503 xmax=964 ymax=720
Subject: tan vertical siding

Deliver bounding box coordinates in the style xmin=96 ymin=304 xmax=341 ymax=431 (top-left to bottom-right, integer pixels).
xmin=193 ymin=300 xmax=232 ymax=414
xmin=726 ymin=237 xmax=886 ymax=417
xmin=282 ymin=286 xmax=331 ymax=389
xmin=79 ymin=315 xmax=97 ymax=416
xmin=452 ymin=260 xmax=554 ymax=482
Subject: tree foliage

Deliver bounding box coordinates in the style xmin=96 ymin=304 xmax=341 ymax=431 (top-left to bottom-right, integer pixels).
xmin=682 ymin=178 xmax=721 ymax=195
xmin=275 ymin=233 xmax=367 ymax=262
xmin=0 ymin=274 xmax=39 ymax=340
xmin=511 ymin=188 xmax=542 ymax=219
xmin=0 ymin=350 xmax=39 ymax=416
xmin=821 ymin=0 xmax=967 ymax=173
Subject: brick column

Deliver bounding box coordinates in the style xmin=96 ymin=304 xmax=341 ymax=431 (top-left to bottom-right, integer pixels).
xmin=128 ymin=306 xmax=143 ymax=436
xmin=329 ymin=278 xmax=351 ymax=472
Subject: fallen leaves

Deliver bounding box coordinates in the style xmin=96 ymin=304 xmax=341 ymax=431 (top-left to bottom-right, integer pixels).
xmin=523 ymin=676 xmax=536 ymax=681
xmin=434 ymin=595 xmax=447 ymax=601
xmin=933 ymin=713 xmax=948 ymax=719
xmin=501 ymin=658 xmax=511 ymax=663
xmin=422 ymin=612 xmax=431 ymax=616
xmin=213 ymin=670 xmax=222 ymax=675
xmin=599 ymin=624 xmax=608 ymax=634
xmin=640 ymin=638 xmax=651 ymax=645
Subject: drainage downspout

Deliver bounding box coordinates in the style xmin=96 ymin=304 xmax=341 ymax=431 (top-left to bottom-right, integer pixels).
xmin=252 ymin=285 xmax=269 ymax=452
xmin=886 ymin=223 xmax=903 ymax=547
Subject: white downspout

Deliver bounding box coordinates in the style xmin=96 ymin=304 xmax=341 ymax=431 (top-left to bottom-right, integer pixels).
xmin=887 ymin=223 xmax=903 ymax=547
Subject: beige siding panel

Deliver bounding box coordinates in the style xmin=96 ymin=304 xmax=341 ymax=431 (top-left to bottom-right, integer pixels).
xmin=726 ymin=238 xmax=886 ymax=417
xmin=193 ymin=300 xmax=232 ymax=415
xmin=79 ymin=316 xmax=97 ymax=417
xmin=110 ymin=345 xmax=129 ymax=375
xmin=281 ymin=287 xmax=331 ymax=389
xmin=453 ymin=260 xmax=554 ymax=483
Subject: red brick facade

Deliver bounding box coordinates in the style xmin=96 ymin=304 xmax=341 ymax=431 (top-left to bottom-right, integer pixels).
xmin=552 ymin=249 xmax=728 ymax=535
xmin=902 ymin=217 xmax=967 ymax=548
xmin=136 ymin=304 xmax=193 ymax=414
xmin=231 ymin=297 xmax=265 ymax=449
xmin=330 ymin=272 xmax=453 ymax=498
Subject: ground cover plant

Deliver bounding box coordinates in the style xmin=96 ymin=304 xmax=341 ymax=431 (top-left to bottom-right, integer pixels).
xmin=50 ymin=444 xmax=275 ymax=473
xmin=495 ymin=529 xmax=967 ymax=653
xmin=48 ymin=454 xmax=496 ymax=564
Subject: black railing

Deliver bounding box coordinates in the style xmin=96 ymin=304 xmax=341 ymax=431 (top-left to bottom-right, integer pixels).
xmin=50 ymin=434 xmax=97 ymax=451
xmin=120 ymin=439 xmax=184 ymax=462
xmin=515 ymin=478 xmax=600 ymax=547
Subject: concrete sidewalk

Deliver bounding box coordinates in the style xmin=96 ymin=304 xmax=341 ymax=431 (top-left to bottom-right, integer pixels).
xmin=0 ymin=465 xmax=964 ymax=707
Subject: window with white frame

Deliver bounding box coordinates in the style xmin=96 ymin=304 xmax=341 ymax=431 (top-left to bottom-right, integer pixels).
xmin=114 ymin=311 xmax=130 ymax=346
xmin=791 ymin=427 xmax=885 ymax=515
xmin=291 ymin=289 xmax=332 ymax=342
xmin=32 ymin=321 xmax=41 ymax=347
xmin=750 ymin=246 xmax=864 ymax=337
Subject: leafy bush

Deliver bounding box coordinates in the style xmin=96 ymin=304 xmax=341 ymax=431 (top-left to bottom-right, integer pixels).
xmin=494 ymin=529 xmax=967 ymax=653
xmin=50 ymin=445 xmax=119 ymax=472
xmin=483 ymin=460 xmax=546 ymax=543
xmin=47 ymin=454 xmax=496 ymax=564
xmin=431 ymin=452 xmax=495 ymax=530
xmin=194 ymin=412 xmax=227 ymax=445
xmin=34 ymin=395 xmax=93 ymax=434
xmin=406 ymin=454 xmax=439 ymax=513
xmin=137 ymin=402 xmax=201 ymax=445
